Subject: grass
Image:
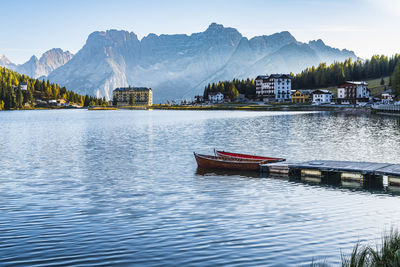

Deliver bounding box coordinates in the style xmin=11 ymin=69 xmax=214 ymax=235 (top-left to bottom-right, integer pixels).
xmin=88 ymin=106 xmax=118 ymax=110
xmin=311 ymin=229 xmax=400 ymax=266
xmin=320 ymin=76 xmax=390 ymax=97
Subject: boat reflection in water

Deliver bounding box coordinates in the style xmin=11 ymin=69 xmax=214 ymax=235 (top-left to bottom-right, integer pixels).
xmin=195 ymin=168 xmax=261 ymax=179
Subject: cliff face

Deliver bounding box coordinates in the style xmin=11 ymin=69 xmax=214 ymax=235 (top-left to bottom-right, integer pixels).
xmin=0 ymin=48 xmax=73 ymax=79
xmin=45 ymin=23 xmax=357 ymax=102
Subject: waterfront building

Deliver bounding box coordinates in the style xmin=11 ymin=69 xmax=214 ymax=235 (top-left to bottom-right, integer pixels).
xmin=337 ymin=81 xmax=369 ymax=104
xmin=237 ymin=93 xmax=245 ymax=102
xmin=19 ymin=82 xmax=28 ymax=91
xmin=291 ymin=89 xmax=314 ymax=103
xmin=255 ymin=74 xmax=292 ymax=102
xmin=113 ymin=87 xmax=153 ymax=106
xmin=194 ymin=95 xmax=204 ymax=103
xmin=208 ymin=92 xmax=224 ymax=103
xmin=312 ymin=89 xmax=332 ymax=104
xmin=381 ymin=89 xmax=394 ymax=104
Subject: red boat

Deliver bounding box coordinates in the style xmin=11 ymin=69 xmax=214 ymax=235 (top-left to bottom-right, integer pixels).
xmin=194 ymin=153 xmax=264 ymax=171
xmin=215 ymin=150 xmax=285 ymax=162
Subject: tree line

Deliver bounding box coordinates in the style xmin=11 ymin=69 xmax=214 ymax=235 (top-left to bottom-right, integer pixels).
xmin=291 ymin=54 xmax=400 ymax=90
xmin=0 ymin=66 xmax=106 ymax=110
xmin=203 ymin=78 xmax=255 ymax=101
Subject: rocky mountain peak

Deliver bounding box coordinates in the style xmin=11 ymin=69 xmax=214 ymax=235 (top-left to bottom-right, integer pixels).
xmin=47 ymin=23 xmax=357 ymax=102
xmin=309 ymin=39 xmax=326 ymax=47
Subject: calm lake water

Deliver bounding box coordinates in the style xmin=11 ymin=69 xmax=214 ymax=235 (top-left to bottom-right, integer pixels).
xmin=1 ymin=109 xmax=400 ymax=266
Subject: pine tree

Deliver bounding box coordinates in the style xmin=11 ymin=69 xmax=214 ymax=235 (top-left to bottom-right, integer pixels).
xmin=229 ymin=83 xmax=239 ymax=101
xmin=391 ymin=63 xmax=400 ymax=97
xmin=16 ymin=87 xmax=23 ymax=108
xmin=26 ymin=89 xmax=34 ymax=105
xmin=380 ymin=77 xmax=385 ymax=85
xmin=129 ymin=94 xmax=135 ymax=105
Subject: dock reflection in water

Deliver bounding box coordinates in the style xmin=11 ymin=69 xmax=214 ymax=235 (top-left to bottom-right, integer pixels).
xmin=197 ymin=168 xmax=400 ymax=196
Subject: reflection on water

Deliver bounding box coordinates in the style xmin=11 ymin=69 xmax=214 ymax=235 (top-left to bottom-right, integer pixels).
xmin=1 ymin=110 xmax=400 ymax=266
xmin=198 ymin=168 xmax=400 ymax=197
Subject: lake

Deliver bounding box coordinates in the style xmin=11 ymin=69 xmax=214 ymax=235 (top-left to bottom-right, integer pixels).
xmin=1 ymin=109 xmax=400 ymax=266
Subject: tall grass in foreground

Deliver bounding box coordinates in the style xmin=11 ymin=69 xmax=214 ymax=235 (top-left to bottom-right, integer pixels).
xmin=311 ymin=229 xmax=400 ymax=266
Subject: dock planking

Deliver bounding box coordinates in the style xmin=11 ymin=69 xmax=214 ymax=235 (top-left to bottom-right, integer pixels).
xmin=260 ymin=160 xmax=400 ymax=192
xmin=289 ymin=160 xmax=392 ymax=174
xmin=260 ymin=160 xmax=400 ymax=178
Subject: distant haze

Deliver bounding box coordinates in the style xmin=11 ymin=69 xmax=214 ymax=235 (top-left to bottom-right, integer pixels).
xmin=43 ymin=23 xmax=355 ymax=102
xmin=0 ymin=0 xmax=399 ymax=64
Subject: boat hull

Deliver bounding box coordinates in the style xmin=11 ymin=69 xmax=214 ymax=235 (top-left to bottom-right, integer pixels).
xmin=194 ymin=153 xmax=261 ymax=171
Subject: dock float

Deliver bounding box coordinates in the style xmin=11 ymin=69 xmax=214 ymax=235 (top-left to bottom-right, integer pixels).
xmin=260 ymin=160 xmax=400 ymax=191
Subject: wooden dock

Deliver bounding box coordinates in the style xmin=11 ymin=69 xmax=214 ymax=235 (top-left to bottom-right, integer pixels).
xmin=260 ymin=160 xmax=400 ymax=191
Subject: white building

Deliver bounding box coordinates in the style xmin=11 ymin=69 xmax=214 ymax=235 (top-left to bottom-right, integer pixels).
xmin=337 ymin=81 xmax=369 ymax=104
xmin=381 ymin=89 xmax=393 ymax=104
xmin=255 ymin=74 xmax=292 ymax=102
xmin=312 ymin=89 xmax=332 ymax=104
xmin=208 ymin=92 xmax=224 ymax=103
xmin=19 ymin=82 xmax=28 ymax=91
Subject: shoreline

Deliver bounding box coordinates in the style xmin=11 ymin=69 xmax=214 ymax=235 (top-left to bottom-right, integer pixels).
xmin=3 ymin=104 xmax=400 ymax=117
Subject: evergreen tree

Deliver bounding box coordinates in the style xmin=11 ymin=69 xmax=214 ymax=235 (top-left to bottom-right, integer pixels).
xmin=229 ymin=83 xmax=239 ymax=101
xmin=380 ymin=77 xmax=385 ymax=85
xmin=129 ymin=94 xmax=135 ymax=105
xmin=26 ymin=89 xmax=34 ymax=105
xmin=391 ymin=63 xmax=400 ymax=97
xmin=16 ymin=88 xmax=23 ymax=108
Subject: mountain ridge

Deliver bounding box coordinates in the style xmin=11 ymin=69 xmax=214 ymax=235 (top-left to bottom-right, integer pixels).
xmin=0 ymin=48 xmax=73 ymax=78
xmin=3 ymin=23 xmax=357 ymax=102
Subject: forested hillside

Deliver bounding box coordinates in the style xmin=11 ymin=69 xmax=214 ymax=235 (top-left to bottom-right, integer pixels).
xmin=0 ymin=66 xmax=105 ymax=110
xmin=291 ymin=54 xmax=400 ymax=89
xmin=203 ymin=54 xmax=400 ymax=99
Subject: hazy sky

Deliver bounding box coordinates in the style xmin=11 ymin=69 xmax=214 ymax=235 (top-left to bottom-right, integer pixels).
xmin=1 ymin=0 xmax=399 ymax=64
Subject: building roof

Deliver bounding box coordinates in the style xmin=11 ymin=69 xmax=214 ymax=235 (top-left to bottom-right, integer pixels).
xmin=255 ymin=75 xmax=269 ymax=80
xmin=209 ymin=92 xmax=224 ymax=96
xmin=269 ymin=74 xmax=292 ymax=79
xmin=20 ymin=82 xmax=28 ymax=85
xmin=114 ymin=87 xmax=152 ymax=92
xmin=312 ymin=89 xmax=332 ymax=95
xmin=294 ymin=89 xmax=314 ymax=95
xmin=382 ymin=89 xmax=392 ymax=94
xmin=256 ymin=74 xmax=292 ymax=80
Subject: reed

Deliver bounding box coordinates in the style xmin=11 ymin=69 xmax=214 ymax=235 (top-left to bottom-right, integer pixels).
xmin=311 ymin=229 xmax=400 ymax=266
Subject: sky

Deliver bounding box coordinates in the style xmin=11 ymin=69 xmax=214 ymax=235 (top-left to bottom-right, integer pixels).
xmin=0 ymin=0 xmax=399 ymax=64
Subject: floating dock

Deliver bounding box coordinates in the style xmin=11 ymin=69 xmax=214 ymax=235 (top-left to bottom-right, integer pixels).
xmin=260 ymin=160 xmax=400 ymax=191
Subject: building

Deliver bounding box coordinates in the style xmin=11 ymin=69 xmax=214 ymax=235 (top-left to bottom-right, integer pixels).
xmin=291 ymin=90 xmax=314 ymax=103
xmin=381 ymin=89 xmax=394 ymax=104
xmin=337 ymin=81 xmax=369 ymax=104
xmin=255 ymin=74 xmax=292 ymax=102
xmin=208 ymin=92 xmax=224 ymax=103
xmin=19 ymin=82 xmax=28 ymax=91
xmin=312 ymin=89 xmax=332 ymax=104
xmin=237 ymin=93 xmax=245 ymax=102
xmin=113 ymin=87 xmax=153 ymax=106
xmin=255 ymin=75 xmax=269 ymax=97
xmin=194 ymin=95 xmax=204 ymax=103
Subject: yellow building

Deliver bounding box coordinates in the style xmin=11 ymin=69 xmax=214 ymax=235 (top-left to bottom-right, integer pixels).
xmin=291 ymin=90 xmax=313 ymax=103
xmin=113 ymin=87 xmax=153 ymax=106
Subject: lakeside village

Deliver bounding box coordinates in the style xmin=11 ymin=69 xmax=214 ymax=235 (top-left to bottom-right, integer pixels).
xmin=2 ymin=74 xmax=398 ymax=114
xmin=193 ymin=74 xmax=395 ymax=108
xmin=3 ymin=78 xmax=397 ymax=113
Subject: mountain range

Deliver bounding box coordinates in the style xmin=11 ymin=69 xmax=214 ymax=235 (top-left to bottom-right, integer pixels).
xmin=1 ymin=23 xmax=357 ymax=102
xmin=0 ymin=48 xmax=73 ymax=79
